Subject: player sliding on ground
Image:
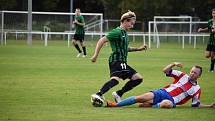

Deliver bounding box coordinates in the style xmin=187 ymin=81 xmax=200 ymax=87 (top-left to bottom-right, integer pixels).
xmin=107 ymin=62 xmax=215 ymax=109
xmin=90 ymin=10 xmax=147 ymax=106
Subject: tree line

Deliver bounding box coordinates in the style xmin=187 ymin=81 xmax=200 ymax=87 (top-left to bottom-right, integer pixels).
xmin=0 ymin=0 xmax=215 ymax=21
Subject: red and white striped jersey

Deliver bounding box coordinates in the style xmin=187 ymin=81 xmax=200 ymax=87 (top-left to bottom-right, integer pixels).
xmin=163 ymin=70 xmax=201 ymax=106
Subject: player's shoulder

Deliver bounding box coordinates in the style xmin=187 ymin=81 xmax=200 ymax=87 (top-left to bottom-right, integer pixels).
xmin=110 ymin=27 xmax=122 ymax=34
xmin=106 ymin=27 xmax=121 ymax=40
xmin=80 ymin=15 xmax=84 ymax=19
xmin=76 ymin=15 xmax=84 ymax=19
xmin=208 ymin=19 xmax=213 ymax=23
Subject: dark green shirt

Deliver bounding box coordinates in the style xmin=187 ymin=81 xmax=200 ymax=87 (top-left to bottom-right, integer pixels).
xmin=208 ymin=19 xmax=215 ymax=45
xmin=106 ymin=27 xmax=129 ymax=63
xmin=74 ymin=15 xmax=85 ymax=34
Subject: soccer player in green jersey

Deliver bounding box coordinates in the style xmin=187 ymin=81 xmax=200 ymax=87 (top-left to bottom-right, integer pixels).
xmin=198 ymin=8 xmax=215 ymax=72
xmin=91 ymin=10 xmax=147 ymax=104
xmin=72 ymin=8 xmax=87 ymax=57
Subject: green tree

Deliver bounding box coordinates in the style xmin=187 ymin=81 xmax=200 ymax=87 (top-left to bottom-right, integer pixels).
xmin=41 ymin=0 xmax=60 ymax=11
xmin=0 ymin=0 xmax=17 ymax=10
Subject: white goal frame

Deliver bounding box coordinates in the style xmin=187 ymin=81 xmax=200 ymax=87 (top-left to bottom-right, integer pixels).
xmin=0 ymin=10 xmax=103 ymax=45
xmin=148 ymin=16 xmax=207 ymax=48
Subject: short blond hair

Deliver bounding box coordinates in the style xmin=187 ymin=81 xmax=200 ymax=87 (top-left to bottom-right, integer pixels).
xmin=120 ymin=10 xmax=136 ymax=22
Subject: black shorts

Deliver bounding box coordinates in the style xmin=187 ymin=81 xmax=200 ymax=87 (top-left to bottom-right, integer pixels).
xmin=73 ymin=33 xmax=85 ymax=42
xmin=109 ymin=61 xmax=137 ymax=80
xmin=206 ymin=44 xmax=215 ymax=52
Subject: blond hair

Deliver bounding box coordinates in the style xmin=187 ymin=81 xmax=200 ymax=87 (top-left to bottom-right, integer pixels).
xmin=120 ymin=10 xmax=136 ymax=22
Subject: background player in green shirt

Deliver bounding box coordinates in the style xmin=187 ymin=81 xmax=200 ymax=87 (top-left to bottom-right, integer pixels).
xmin=91 ymin=10 xmax=147 ymax=105
xmin=72 ymin=8 xmax=87 ymax=57
xmin=198 ymin=8 xmax=215 ymax=72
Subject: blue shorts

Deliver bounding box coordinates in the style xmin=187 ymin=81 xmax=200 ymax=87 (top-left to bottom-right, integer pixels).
xmin=151 ymin=89 xmax=176 ymax=108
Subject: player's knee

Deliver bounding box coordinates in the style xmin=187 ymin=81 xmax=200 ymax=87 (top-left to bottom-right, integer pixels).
xmin=205 ymin=53 xmax=211 ymax=58
xmin=160 ymin=100 xmax=173 ymax=108
xmin=211 ymin=54 xmax=215 ymax=59
xmin=80 ymin=43 xmax=85 ymax=47
xmin=131 ymin=73 xmax=143 ymax=81
xmin=111 ymin=76 xmax=120 ymax=81
xmin=138 ymin=75 xmax=143 ymax=80
xmin=72 ymin=40 xmax=77 ymax=45
xmin=205 ymin=55 xmax=210 ymax=58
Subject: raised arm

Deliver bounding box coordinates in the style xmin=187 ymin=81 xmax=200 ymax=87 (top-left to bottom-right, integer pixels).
xmin=128 ymin=44 xmax=147 ymax=52
xmin=163 ymin=62 xmax=183 ymax=74
xmin=91 ymin=36 xmax=108 ymax=62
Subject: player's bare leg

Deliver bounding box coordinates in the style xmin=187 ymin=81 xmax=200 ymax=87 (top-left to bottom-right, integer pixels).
xmin=206 ymin=51 xmax=215 ymax=72
xmin=80 ymin=41 xmax=87 ymax=57
xmin=210 ymin=52 xmax=215 ymax=72
xmin=72 ymin=39 xmax=82 ymax=57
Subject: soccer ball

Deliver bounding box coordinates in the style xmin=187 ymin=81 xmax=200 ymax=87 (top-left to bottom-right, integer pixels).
xmin=91 ymin=94 xmax=105 ymax=107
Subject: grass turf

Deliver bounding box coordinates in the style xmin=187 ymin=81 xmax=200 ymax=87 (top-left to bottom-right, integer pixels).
xmin=0 ymin=40 xmax=214 ymax=121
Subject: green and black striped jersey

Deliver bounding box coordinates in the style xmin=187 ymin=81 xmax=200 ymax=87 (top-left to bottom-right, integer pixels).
xmin=106 ymin=27 xmax=129 ymax=63
xmin=208 ymin=19 xmax=215 ymax=45
xmin=74 ymin=15 xmax=85 ymax=34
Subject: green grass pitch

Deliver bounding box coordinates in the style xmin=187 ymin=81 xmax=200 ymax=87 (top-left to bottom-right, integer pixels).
xmin=0 ymin=39 xmax=214 ymax=121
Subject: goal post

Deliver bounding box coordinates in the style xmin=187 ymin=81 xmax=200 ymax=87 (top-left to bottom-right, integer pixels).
xmin=0 ymin=10 xmax=103 ymax=45
xmin=0 ymin=11 xmax=3 ymax=45
xmin=148 ymin=16 xmax=208 ymax=48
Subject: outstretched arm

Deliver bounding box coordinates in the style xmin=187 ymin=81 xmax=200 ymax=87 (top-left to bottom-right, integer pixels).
xmin=198 ymin=27 xmax=215 ymax=33
xmin=91 ymin=36 xmax=108 ymax=62
xmin=163 ymin=62 xmax=183 ymax=74
xmin=198 ymin=27 xmax=209 ymax=32
xmin=128 ymin=44 xmax=147 ymax=52
xmin=199 ymin=102 xmax=215 ymax=108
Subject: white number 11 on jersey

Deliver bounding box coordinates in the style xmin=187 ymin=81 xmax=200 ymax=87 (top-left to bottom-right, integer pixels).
xmin=120 ymin=63 xmax=127 ymax=69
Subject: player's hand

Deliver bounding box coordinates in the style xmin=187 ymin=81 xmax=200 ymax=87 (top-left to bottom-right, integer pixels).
xmin=212 ymin=28 xmax=215 ymax=33
xmin=73 ymin=20 xmax=77 ymax=24
xmin=210 ymin=102 xmax=215 ymax=108
xmin=198 ymin=28 xmax=203 ymax=32
xmin=174 ymin=62 xmax=183 ymax=68
xmin=91 ymin=55 xmax=97 ymax=63
xmin=138 ymin=44 xmax=147 ymax=51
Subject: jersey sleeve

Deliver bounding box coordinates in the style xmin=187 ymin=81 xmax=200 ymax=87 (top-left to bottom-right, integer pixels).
xmin=80 ymin=16 xmax=85 ymax=23
xmin=106 ymin=29 xmax=120 ymax=42
xmin=191 ymin=89 xmax=201 ymax=107
xmin=208 ymin=20 xmax=212 ymax=30
xmin=76 ymin=16 xmax=84 ymax=23
xmin=164 ymin=70 xmax=184 ymax=85
xmin=166 ymin=69 xmax=183 ymax=78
